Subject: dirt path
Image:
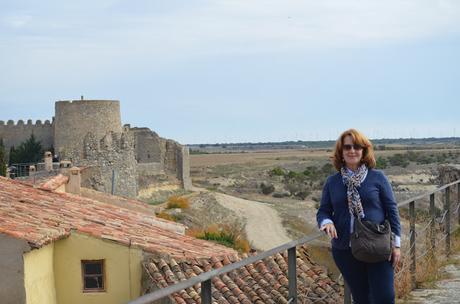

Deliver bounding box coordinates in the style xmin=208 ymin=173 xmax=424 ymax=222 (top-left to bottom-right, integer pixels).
xmin=211 ymin=192 xmax=292 ymax=251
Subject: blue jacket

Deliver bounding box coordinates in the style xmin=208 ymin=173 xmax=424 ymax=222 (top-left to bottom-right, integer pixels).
xmin=316 ymin=169 xmax=401 ymax=250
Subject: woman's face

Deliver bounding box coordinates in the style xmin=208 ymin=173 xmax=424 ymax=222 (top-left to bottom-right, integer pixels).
xmin=342 ymin=135 xmax=363 ymax=169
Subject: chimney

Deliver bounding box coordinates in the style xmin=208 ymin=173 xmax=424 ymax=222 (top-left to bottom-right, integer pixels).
xmin=6 ymin=167 xmax=12 ymax=179
xmin=29 ymin=165 xmax=36 ymax=176
xmin=44 ymin=151 xmax=53 ymax=172
xmin=66 ymin=166 xmax=81 ymax=195
xmin=59 ymin=160 xmax=72 ymax=175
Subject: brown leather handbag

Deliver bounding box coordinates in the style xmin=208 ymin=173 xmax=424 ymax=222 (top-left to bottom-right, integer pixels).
xmin=350 ymin=217 xmax=392 ymax=263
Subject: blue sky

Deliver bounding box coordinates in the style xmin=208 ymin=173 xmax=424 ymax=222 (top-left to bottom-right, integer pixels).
xmin=1 ymin=0 xmax=460 ymax=144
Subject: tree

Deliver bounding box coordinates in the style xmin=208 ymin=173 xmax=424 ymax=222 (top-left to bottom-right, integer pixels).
xmin=0 ymin=139 xmax=6 ymax=176
xmin=8 ymin=134 xmax=43 ymax=164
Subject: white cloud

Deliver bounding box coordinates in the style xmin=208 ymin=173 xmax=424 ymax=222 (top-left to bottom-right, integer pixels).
xmin=1 ymin=0 xmax=460 ymax=87
xmin=3 ymin=1 xmax=460 ymax=51
xmin=2 ymin=13 xmax=32 ymax=28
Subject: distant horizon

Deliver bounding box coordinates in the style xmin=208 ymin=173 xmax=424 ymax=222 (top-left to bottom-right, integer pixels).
xmin=187 ymin=136 xmax=460 ymax=146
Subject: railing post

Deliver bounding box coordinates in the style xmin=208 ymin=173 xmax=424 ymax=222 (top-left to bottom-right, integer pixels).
xmin=288 ymin=247 xmax=297 ymax=304
xmin=201 ymin=279 xmax=212 ymax=304
xmin=430 ymin=193 xmax=436 ymax=255
xmin=445 ymin=187 xmax=451 ymax=256
xmin=409 ymin=200 xmax=416 ymax=289
xmin=457 ymin=183 xmax=460 ymax=226
xmin=344 ymin=282 xmax=352 ymax=304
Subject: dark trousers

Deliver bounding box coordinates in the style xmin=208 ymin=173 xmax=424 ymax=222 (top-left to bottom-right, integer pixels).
xmin=332 ymin=248 xmax=395 ymax=304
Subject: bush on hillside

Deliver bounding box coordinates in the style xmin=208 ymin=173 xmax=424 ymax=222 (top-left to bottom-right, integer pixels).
xmin=269 ymin=167 xmax=286 ymax=176
xmin=376 ymin=157 xmax=388 ymax=169
xmin=165 ymin=195 xmax=190 ymax=209
xmin=260 ymin=182 xmax=275 ymax=195
xmin=188 ymin=224 xmax=250 ymax=253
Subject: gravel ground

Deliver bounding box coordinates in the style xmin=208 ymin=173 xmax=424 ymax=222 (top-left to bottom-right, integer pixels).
xmin=403 ymin=254 xmax=460 ymax=304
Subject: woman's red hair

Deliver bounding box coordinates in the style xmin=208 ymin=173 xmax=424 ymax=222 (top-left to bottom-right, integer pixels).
xmin=332 ymin=129 xmax=376 ymax=171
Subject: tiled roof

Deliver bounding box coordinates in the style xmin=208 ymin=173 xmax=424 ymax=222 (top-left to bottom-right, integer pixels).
xmin=39 ymin=174 xmax=69 ymax=191
xmin=79 ymin=187 xmax=159 ymax=215
xmin=0 ymin=177 xmax=235 ymax=258
xmin=144 ymin=245 xmax=342 ymax=304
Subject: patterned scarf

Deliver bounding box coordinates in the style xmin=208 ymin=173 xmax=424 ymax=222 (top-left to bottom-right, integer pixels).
xmin=341 ymin=164 xmax=368 ymax=218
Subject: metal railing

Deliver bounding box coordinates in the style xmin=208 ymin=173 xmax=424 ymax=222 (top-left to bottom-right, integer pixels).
xmin=9 ymin=162 xmax=60 ymax=178
xmin=395 ymin=179 xmax=460 ymax=290
xmin=128 ymin=179 xmax=460 ymax=304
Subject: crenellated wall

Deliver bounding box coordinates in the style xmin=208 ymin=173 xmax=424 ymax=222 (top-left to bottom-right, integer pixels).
xmin=0 ymin=119 xmax=54 ymax=151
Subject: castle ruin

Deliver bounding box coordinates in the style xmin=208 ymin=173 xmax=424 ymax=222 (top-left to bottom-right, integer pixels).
xmin=0 ymin=99 xmax=192 ymax=198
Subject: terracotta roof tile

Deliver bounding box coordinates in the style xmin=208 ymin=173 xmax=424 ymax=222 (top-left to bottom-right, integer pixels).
xmin=39 ymin=174 xmax=69 ymax=191
xmin=143 ymin=246 xmax=342 ymax=304
xmin=0 ymin=177 xmax=235 ymax=259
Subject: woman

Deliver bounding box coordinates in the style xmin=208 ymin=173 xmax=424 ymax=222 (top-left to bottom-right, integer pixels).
xmin=316 ymin=129 xmax=401 ymax=304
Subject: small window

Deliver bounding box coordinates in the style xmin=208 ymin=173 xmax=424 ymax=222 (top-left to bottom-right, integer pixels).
xmin=81 ymin=260 xmax=105 ymax=292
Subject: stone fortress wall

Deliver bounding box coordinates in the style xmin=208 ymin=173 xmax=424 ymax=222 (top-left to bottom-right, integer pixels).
xmin=0 ymin=119 xmax=54 ymax=151
xmin=131 ymin=127 xmax=192 ymax=190
xmin=79 ymin=126 xmax=138 ymax=198
xmin=0 ymin=99 xmax=192 ymax=198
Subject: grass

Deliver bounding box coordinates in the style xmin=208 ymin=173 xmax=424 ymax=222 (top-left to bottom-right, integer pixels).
xmin=395 ymin=227 xmax=460 ymax=300
xmin=165 ymin=195 xmax=190 ymax=209
xmin=156 ymin=211 xmax=179 ymax=222
xmin=187 ymin=224 xmax=251 ymax=253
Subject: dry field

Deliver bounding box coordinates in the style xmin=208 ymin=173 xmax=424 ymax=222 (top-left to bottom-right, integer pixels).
xmin=187 ymin=147 xmax=460 ymax=279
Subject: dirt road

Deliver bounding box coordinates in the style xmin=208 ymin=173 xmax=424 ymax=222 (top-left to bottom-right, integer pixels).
xmin=212 ymin=192 xmax=292 ymax=251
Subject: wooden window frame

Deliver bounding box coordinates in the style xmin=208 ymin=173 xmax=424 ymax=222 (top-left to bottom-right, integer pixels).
xmin=81 ymin=259 xmax=106 ymax=293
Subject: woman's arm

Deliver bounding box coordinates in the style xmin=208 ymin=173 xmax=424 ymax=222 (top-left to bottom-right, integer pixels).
xmin=316 ymin=178 xmax=333 ymax=226
xmin=379 ymin=172 xmax=401 ymax=247
xmin=316 ymin=178 xmax=338 ymax=239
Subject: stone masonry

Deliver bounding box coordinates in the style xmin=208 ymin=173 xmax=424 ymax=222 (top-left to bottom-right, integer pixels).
xmin=0 ymin=119 xmax=54 ymax=151
xmin=0 ymin=99 xmax=192 ymax=198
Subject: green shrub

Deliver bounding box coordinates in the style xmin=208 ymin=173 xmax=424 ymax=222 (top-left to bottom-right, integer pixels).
xmin=388 ymin=153 xmax=409 ymax=168
xmin=320 ymin=163 xmax=335 ymax=175
xmin=303 ymin=166 xmax=318 ymax=177
xmin=376 ymin=157 xmax=388 ymax=169
xmin=295 ymin=190 xmax=311 ymax=200
xmin=8 ymin=134 xmax=43 ymax=164
xmin=0 ymin=139 xmax=6 ymax=177
xmin=269 ymin=167 xmax=285 ymax=176
xmin=188 ymin=224 xmax=250 ymax=253
xmin=260 ymin=182 xmax=275 ymax=195
xmin=165 ymin=196 xmax=190 ymax=209
xmin=286 ymin=170 xmax=302 ymax=180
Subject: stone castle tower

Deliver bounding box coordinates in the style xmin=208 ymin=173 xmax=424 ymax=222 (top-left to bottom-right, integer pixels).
xmin=0 ymin=99 xmax=191 ymax=198
xmin=54 ymin=100 xmax=123 ymax=159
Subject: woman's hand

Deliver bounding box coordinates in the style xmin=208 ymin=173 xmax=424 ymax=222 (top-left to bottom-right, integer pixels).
xmin=390 ymin=247 xmax=401 ymax=267
xmin=320 ymin=223 xmax=338 ymax=239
